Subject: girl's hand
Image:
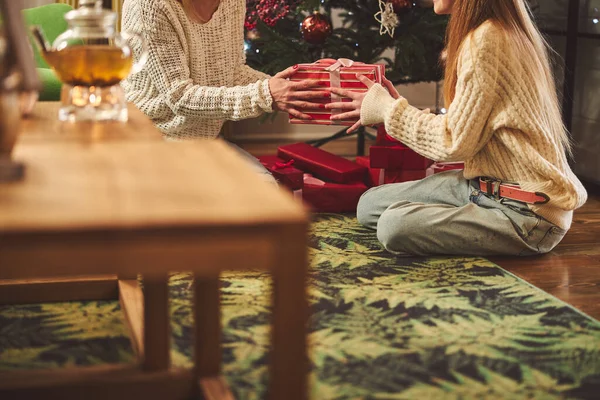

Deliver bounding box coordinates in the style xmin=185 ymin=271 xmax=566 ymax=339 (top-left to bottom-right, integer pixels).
xmin=382 ymin=77 xmax=400 ymax=99
xmin=325 ymin=75 xmax=400 ymax=133
xmin=269 ymin=65 xmax=329 ymax=120
xmin=325 ymin=74 xmax=374 ymax=134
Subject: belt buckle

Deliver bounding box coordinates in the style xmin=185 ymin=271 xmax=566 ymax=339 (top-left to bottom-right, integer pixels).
xmin=481 ymin=176 xmax=501 ymax=199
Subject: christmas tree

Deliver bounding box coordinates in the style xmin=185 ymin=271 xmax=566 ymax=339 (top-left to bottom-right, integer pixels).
xmin=244 ymin=0 xmax=449 ymax=84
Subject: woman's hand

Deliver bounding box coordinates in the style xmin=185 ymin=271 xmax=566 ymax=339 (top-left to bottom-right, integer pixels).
xmin=326 ymin=75 xmax=400 ymax=133
xmin=269 ymin=66 xmax=329 ymax=120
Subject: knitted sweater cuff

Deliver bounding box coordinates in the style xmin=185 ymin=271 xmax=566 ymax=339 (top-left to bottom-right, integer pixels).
xmin=260 ymin=79 xmax=274 ymax=113
xmin=360 ymin=83 xmax=404 ymax=126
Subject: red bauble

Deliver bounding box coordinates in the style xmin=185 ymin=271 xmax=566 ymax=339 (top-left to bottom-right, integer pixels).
xmin=390 ymin=0 xmax=413 ymax=13
xmin=300 ymin=12 xmax=332 ymax=45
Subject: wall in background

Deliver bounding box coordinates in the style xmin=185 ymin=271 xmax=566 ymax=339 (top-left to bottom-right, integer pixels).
xmin=537 ymin=0 xmax=600 ymax=183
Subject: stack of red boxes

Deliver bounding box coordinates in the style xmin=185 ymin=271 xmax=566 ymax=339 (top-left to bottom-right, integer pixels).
xmin=355 ymin=126 xmax=434 ymax=186
xmin=276 ymin=143 xmax=368 ymax=213
xmin=257 ymin=135 xmax=465 ymax=213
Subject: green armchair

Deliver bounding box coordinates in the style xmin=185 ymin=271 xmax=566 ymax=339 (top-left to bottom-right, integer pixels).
xmin=22 ymin=3 xmax=73 ymax=101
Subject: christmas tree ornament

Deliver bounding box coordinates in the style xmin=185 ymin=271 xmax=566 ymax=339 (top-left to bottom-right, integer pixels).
xmin=246 ymin=29 xmax=261 ymax=41
xmin=374 ymin=0 xmax=399 ymax=38
xmin=300 ymin=12 xmax=332 ymax=45
xmin=245 ymin=8 xmax=258 ymax=30
xmin=390 ymin=0 xmax=413 ymax=13
xmin=245 ymin=0 xmax=301 ymax=30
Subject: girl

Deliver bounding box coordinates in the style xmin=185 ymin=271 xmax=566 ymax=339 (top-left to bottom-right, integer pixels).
xmin=326 ymin=0 xmax=587 ymax=256
xmin=122 ymin=0 xmax=322 ymax=181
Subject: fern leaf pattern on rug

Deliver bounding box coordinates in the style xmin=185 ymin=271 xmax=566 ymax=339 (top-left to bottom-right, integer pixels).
xmin=1 ymin=214 xmax=599 ymax=399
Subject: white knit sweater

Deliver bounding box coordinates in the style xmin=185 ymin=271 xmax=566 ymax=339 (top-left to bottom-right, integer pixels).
xmin=361 ymin=21 xmax=587 ymax=230
xmin=121 ymin=0 xmax=273 ymax=140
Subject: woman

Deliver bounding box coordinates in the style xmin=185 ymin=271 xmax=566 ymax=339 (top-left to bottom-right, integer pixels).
xmin=122 ymin=0 xmax=321 ymax=180
xmin=326 ymin=0 xmax=587 ymax=256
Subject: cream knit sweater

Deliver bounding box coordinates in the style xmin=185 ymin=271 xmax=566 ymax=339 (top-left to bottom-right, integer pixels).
xmin=361 ymin=21 xmax=587 ymax=230
xmin=121 ymin=0 xmax=273 ymax=140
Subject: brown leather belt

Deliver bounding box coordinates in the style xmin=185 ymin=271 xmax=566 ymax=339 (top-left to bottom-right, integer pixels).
xmin=479 ymin=177 xmax=549 ymax=205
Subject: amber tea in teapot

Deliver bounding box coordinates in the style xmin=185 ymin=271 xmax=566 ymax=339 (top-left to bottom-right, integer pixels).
xmin=43 ymin=45 xmax=133 ymax=87
xmin=30 ymin=0 xmax=147 ymax=122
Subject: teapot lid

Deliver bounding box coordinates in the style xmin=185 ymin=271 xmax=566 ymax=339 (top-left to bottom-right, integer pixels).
xmin=64 ymin=0 xmax=117 ymax=28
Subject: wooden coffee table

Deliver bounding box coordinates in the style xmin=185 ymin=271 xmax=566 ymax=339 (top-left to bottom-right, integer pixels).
xmin=18 ymin=102 xmax=163 ymax=143
xmin=0 ymin=105 xmax=309 ymax=400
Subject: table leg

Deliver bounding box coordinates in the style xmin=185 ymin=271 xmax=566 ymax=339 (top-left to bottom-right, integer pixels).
xmin=142 ymin=273 xmax=170 ymax=371
xmin=194 ymin=276 xmax=221 ymax=377
xmin=119 ymin=280 xmax=145 ymax=360
xmin=269 ymin=224 xmax=309 ymax=400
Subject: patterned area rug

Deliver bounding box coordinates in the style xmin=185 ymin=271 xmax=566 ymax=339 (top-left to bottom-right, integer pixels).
xmin=1 ymin=214 xmax=599 ymax=399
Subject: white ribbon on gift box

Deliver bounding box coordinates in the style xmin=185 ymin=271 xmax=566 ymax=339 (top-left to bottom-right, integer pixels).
xmin=325 ymin=58 xmax=355 ymax=116
xmin=303 ymin=173 xmax=326 ymax=187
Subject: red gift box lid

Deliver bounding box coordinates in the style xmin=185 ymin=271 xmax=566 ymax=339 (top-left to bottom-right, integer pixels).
xmin=278 ymin=143 xmax=367 ymax=184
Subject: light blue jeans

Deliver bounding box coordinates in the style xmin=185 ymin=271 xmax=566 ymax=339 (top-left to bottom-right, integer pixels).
xmin=357 ymin=170 xmax=567 ymax=256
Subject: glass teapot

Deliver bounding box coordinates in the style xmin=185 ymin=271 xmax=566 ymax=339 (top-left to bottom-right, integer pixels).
xmin=34 ymin=0 xmax=147 ymax=122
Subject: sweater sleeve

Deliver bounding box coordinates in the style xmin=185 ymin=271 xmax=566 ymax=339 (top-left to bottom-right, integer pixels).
xmin=235 ymin=64 xmax=272 ymax=86
xmin=138 ymin=1 xmax=273 ymax=121
xmin=361 ymin=25 xmax=502 ymax=162
xmin=234 ymin=42 xmax=272 ymax=86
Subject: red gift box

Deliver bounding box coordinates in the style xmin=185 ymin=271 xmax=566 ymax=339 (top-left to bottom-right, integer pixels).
xmin=278 ymin=143 xmax=366 ymax=184
xmin=302 ymin=174 xmax=368 ymax=213
xmin=426 ymin=162 xmax=465 ymax=177
xmin=288 ymin=59 xmax=385 ymax=126
xmin=258 ymin=155 xmax=304 ymax=191
xmin=356 ymin=156 xmax=425 ymax=186
xmin=355 ymin=156 xmax=380 ymax=187
xmin=369 ymin=145 xmax=434 ymax=170
xmin=376 ymin=125 xmax=402 ymax=146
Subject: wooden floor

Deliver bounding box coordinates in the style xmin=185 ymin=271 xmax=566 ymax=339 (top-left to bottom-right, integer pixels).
xmin=491 ymin=185 xmax=600 ymax=320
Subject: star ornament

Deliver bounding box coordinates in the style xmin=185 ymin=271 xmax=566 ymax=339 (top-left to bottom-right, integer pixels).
xmin=374 ymin=0 xmax=400 ymax=38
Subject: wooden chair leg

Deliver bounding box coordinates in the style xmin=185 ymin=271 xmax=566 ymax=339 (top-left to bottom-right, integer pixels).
xmin=193 ymin=276 xmax=221 ymax=377
xmin=142 ymin=274 xmax=170 ymax=371
xmin=269 ymin=224 xmax=309 ymax=400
